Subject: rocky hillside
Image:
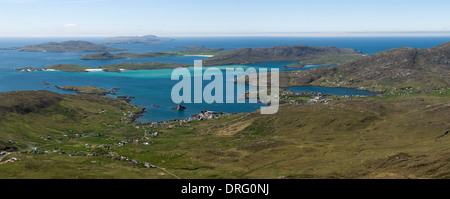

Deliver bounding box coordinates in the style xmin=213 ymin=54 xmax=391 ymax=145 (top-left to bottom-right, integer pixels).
xmin=278 ymin=42 xmax=450 ymax=91
xmin=203 ymin=45 xmax=364 ymax=66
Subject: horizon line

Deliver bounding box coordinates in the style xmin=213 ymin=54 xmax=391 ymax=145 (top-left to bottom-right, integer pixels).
xmin=2 ymin=31 xmax=450 ymax=38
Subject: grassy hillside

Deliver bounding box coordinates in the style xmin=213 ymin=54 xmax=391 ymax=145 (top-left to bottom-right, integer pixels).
xmin=276 ymin=42 xmax=450 ymax=92
xmin=1 ymin=90 xmax=449 ymax=179
xmin=0 ymin=91 xmax=143 ymax=146
xmin=202 ymin=45 xmax=365 ymax=66
xmin=2 ymin=42 xmax=450 ymax=179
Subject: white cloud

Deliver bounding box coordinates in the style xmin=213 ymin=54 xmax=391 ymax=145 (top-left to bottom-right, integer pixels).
xmin=63 ymin=23 xmax=77 ymax=28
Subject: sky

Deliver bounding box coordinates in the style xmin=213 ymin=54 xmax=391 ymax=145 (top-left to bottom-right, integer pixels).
xmin=1 ymin=0 xmax=450 ymax=37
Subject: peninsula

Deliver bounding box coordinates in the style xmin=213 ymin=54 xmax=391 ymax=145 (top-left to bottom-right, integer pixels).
xmin=98 ymin=62 xmax=189 ymax=72
xmin=55 ymin=86 xmax=111 ymax=95
xmin=202 ymin=45 xmax=365 ymax=66
xmin=79 ymin=46 xmax=224 ymax=60
xmin=17 ymin=64 xmax=93 ymax=72
xmin=16 ymin=62 xmax=190 ymax=72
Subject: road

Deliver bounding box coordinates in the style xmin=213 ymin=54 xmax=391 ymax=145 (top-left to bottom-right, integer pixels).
xmin=0 ymin=152 xmax=17 ymax=165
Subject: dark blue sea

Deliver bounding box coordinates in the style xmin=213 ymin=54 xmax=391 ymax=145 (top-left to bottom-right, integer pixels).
xmin=1 ymin=37 xmax=449 ymax=122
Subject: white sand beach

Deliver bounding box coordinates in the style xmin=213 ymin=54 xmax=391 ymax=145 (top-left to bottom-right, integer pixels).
xmin=184 ymin=55 xmax=215 ymax=57
xmin=85 ymin=69 xmax=104 ymax=72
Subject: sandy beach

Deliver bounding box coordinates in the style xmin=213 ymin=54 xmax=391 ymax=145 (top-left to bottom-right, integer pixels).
xmin=85 ymin=69 xmax=104 ymax=72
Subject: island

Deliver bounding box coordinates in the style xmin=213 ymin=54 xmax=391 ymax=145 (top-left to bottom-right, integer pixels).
xmin=202 ymin=44 xmax=365 ymax=66
xmin=16 ymin=62 xmax=191 ymax=72
xmin=170 ymin=104 xmax=187 ymax=111
xmin=79 ymin=46 xmax=224 ymax=60
xmin=17 ymin=40 xmax=125 ymax=52
xmin=103 ymin=35 xmax=174 ymax=45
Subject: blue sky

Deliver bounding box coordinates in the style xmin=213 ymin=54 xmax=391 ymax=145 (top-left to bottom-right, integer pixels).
xmin=1 ymin=0 xmax=450 ymax=36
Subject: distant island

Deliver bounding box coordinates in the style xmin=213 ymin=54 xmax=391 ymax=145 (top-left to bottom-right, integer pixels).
xmin=79 ymin=46 xmax=224 ymax=60
xmin=103 ymin=35 xmax=174 ymax=45
xmin=16 ymin=62 xmax=190 ymax=72
xmin=17 ymin=40 xmax=125 ymax=52
xmin=202 ymin=45 xmax=365 ymax=67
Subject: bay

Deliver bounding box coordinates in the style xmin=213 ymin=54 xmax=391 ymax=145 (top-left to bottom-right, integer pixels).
xmin=1 ymin=36 xmax=449 ymax=122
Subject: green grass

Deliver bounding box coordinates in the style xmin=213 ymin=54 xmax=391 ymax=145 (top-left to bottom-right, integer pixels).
xmin=55 ymin=86 xmax=110 ymax=95
xmin=1 ymin=90 xmax=450 ymax=179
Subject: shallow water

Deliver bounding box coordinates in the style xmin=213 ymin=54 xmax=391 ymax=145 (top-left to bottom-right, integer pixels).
xmin=1 ymin=36 xmax=448 ymax=122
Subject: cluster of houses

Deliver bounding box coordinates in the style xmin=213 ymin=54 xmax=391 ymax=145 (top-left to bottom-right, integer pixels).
xmin=113 ymin=156 xmax=153 ymax=168
xmin=112 ymin=133 xmax=158 ymax=147
xmin=280 ymin=92 xmax=334 ymax=105
xmin=142 ymin=110 xmax=236 ymax=130
xmin=308 ymin=96 xmax=332 ymax=104
xmin=119 ymin=109 xmax=136 ymax=123
xmin=18 ymin=138 xmax=155 ymax=168
xmin=176 ymin=111 xmax=235 ymax=123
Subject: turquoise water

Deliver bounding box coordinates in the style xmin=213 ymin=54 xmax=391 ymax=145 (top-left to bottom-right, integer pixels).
xmin=1 ymin=37 xmax=449 ymax=122
xmin=2 ymin=37 xmax=450 ymax=69
xmin=0 ymin=61 xmax=296 ymax=122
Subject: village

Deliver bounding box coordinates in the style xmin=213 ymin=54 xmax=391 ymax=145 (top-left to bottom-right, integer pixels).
xmin=0 ymin=88 xmax=409 ymax=171
xmin=0 ymin=104 xmax=238 ymax=170
xmin=1 ymin=131 xmax=158 ymax=168
xmin=280 ymin=91 xmax=335 ymax=105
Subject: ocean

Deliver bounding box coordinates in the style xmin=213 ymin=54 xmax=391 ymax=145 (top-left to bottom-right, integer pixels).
xmin=1 ymin=37 xmax=449 ymax=122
